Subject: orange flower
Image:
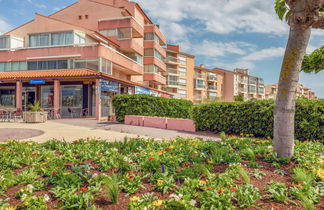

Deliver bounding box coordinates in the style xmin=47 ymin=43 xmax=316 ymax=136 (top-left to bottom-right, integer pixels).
xmin=148 ymin=156 xmax=154 ymax=160
xmin=32 ymin=152 xmax=38 ymax=156
xmin=217 ymin=189 xmax=225 ymax=194
xmin=181 ymin=162 xmax=189 ymax=167
xmin=1 ymin=147 xmax=6 ymax=151
xmin=137 ymin=153 xmax=141 ymax=157
xmin=297 ymin=181 xmax=305 ymax=184
xmin=10 ymin=149 xmax=15 ymax=153
xmin=51 ymin=171 xmax=58 ymax=175
xmin=128 ymin=175 xmax=135 ymax=180
xmin=80 ymin=187 xmax=88 ymax=192
xmin=231 ymin=188 xmax=237 ymax=192
xmin=271 ymin=205 xmax=280 ymax=210
xmin=128 ymin=171 xmax=134 ymax=174
xmin=73 ymin=140 xmax=78 ymax=143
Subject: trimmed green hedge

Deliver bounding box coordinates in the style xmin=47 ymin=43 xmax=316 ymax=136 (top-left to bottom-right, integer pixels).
xmin=112 ymin=94 xmax=193 ymax=122
xmin=190 ymin=99 xmax=324 ymax=141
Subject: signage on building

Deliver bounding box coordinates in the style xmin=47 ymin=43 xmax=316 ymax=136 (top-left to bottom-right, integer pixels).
xmin=150 ymin=91 xmax=158 ymax=97
xmin=29 ymin=79 xmax=45 ymax=85
xmin=135 ymin=86 xmax=151 ymax=95
xmin=100 ymin=80 xmax=119 ymax=93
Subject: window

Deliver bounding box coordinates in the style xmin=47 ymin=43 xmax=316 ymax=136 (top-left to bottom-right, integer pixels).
xmin=51 ymin=31 xmax=73 ymax=46
xmin=79 ymin=16 xmax=82 ymax=20
xmin=29 ymin=33 xmax=50 ymax=47
xmin=74 ymin=33 xmax=86 ymax=45
xmin=179 ymin=78 xmax=187 ymax=86
xmin=0 ymin=87 xmax=16 ymax=107
xmin=144 ymin=49 xmax=154 ymax=56
xmin=27 ymin=60 xmax=68 ymax=70
xmin=73 ymin=59 xmax=99 ymax=71
xmin=196 ymin=79 xmax=205 ymax=88
xmin=179 ymin=67 xmax=187 ymax=76
xmin=85 ymin=15 xmax=88 ymax=19
xmin=144 ymin=65 xmax=158 ymax=73
xmin=11 ymin=62 xmax=27 ymax=71
xmin=0 ymin=36 xmax=10 ymax=49
xmin=125 ymin=52 xmax=143 ymax=64
xmin=179 ymin=55 xmax=187 ymax=65
xmin=101 ymin=58 xmax=112 ymax=75
xmin=144 ymin=32 xmax=160 ymax=44
xmin=100 ymin=29 xmax=118 ymax=37
xmin=118 ymin=28 xmax=132 ymax=39
xmin=41 ymin=86 xmax=54 ymax=108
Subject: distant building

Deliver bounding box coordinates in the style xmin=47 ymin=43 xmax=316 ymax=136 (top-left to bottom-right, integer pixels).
xmin=265 ymin=83 xmax=318 ymax=100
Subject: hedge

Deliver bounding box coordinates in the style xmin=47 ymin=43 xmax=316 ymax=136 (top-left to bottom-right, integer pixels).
xmin=112 ymin=94 xmax=193 ymax=122
xmin=190 ymin=99 xmax=324 ymax=141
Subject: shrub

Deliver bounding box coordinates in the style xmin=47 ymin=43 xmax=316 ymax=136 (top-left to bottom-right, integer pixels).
xmin=190 ymin=99 xmax=324 ymax=141
xmin=113 ymin=94 xmax=193 ymax=122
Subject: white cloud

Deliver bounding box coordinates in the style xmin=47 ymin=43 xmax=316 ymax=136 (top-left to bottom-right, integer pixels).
xmin=0 ymin=18 xmax=12 ymax=34
xmin=27 ymin=0 xmax=46 ymax=9
xmin=242 ymin=47 xmax=285 ymax=61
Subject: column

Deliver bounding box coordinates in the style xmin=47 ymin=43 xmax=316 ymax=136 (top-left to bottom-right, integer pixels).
xmin=95 ymin=79 xmax=101 ymax=120
xmin=16 ymin=81 xmax=23 ymax=110
xmin=54 ymin=80 xmax=60 ymax=115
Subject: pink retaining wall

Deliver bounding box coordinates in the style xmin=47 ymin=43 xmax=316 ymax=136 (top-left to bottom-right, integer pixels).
xmin=124 ymin=115 xmax=196 ymax=132
xmin=167 ymin=118 xmax=196 ymax=132
xmin=143 ymin=116 xmax=167 ymax=129
xmin=125 ymin=115 xmax=144 ymax=126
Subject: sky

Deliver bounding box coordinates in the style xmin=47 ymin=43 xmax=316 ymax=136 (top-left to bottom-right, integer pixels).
xmin=0 ymin=0 xmax=323 ymax=97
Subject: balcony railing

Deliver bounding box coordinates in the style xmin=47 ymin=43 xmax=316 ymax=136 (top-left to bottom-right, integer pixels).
xmin=208 ymin=75 xmax=217 ymax=81
xmin=195 ymin=73 xmax=204 ymax=79
xmin=165 ymin=56 xmax=179 ymax=63
xmin=239 ymin=87 xmax=247 ymax=92
xmin=195 ymin=85 xmax=205 ymax=89
xmin=167 ymin=68 xmax=179 ymax=75
xmin=195 ymin=94 xmax=202 ymax=99
xmin=239 ymin=79 xmax=248 ymax=84
xmin=208 ymin=86 xmax=217 ymax=90
xmin=167 ymin=80 xmax=186 ymax=86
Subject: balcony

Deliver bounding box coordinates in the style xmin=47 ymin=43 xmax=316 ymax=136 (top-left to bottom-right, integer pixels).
xmin=167 ymin=68 xmax=179 ymax=75
xmin=239 ymin=79 xmax=248 ymax=84
xmin=195 ymin=73 xmax=204 ymax=79
xmin=144 ymin=25 xmax=167 ymax=45
xmin=165 ymin=56 xmax=179 ymax=64
xmin=108 ymin=37 xmax=143 ymax=55
xmin=167 ymin=80 xmax=186 ymax=87
xmin=239 ymin=87 xmax=248 ymax=92
xmin=208 ymin=86 xmax=217 ymax=92
xmin=143 ymin=72 xmax=166 ymax=85
xmin=98 ymin=17 xmax=144 ymax=38
xmin=144 ymin=57 xmax=166 ymax=72
xmin=249 ymin=87 xmax=256 ymax=93
xmin=195 ymin=84 xmax=205 ymax=90
xmin=208 ymin=74 xmax=217 ymax=81
xmin=144 ymin=41 xmax=166 ymax=58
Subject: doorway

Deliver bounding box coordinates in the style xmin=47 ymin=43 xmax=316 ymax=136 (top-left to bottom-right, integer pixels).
xmin=22 ymin=87 xmax=36 ymax=111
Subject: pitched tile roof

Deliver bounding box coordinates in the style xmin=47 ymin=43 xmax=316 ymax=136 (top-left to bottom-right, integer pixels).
xmin=0 ymin=69 xmax=99 ymax=80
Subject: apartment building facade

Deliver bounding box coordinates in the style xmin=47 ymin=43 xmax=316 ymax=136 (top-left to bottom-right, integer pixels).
xmin=265 ymin=83 xmax=318 ymax=100
xmin=162 ymin=45 xmax=195 ymax=101
xmin=0 ymin=0 xmax=172 ymax=120
xmin=233 ymin=69 xmax=265 ymax=100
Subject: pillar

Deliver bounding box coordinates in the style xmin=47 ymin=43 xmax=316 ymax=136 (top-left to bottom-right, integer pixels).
xmin=16 ymin=81 xmax=23 ymax=110
xmin=95 ymin=79 xmax=101 ymax=120
xmin=54 ymin=80 xmax=60 ymax=115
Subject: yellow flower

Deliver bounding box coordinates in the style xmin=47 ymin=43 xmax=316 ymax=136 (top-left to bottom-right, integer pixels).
xmin=162 ymin=138 xmax=168 ymax=142
xmin=169 ymin=145 xmax=175 ymax=149
xmin=5 ymin=206 xmax=17 ymax=210
xmin=158 ymin=151 xmax=164 ymax=156
xmin=317 ymin=169 xmax=324 ymax=180
xmin=208 ymin=160 xmax=213 ymax=164
xmin=157 ymin=180 xmax=164 ymax=186
xmin=240 ymin=133 xmax=244 ymax=136
xmin=266 ymin=136 xmax=271 ymax=140
xmin=63 ymin=172 xmax=70 ymax=175
xmin=152 ymin=200 xmax=163 ymax=207
xmin=199 ymin=180 xmax=207 ymax=185
xmin=27 ymin=142 xmax=33 ymax=146
xmin=46 ymin=157 xmax=51 ymax=160
xmin=130 ymin=196 xmax=140 ymax=202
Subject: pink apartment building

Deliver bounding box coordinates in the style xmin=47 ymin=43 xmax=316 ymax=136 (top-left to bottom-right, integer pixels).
xmin=0 ymin=0 xmax=171 ymax=120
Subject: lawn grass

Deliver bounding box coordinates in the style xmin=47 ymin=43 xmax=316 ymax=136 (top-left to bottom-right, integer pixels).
xmin=0 ymin=137 xmax=323 ymax=209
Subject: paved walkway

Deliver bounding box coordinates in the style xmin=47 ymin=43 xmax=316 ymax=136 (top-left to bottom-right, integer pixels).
xmin=0 ymin=119 xmax=220 ymax=143
xmin=54 ymin=119 xmax=220 ymax=141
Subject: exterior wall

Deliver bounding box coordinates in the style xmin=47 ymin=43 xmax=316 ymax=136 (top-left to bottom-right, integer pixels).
xmin=265 ymin=83 xmax=317 ymax=100
xmin=186 ymin=56 xmax=195 ymax=102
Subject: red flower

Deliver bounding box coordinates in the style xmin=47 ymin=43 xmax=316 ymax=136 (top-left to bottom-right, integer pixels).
xmin=271 ymin=205 xmax=280 ymax=210
xmin=73 ymin=140 xmax=78 ymax=143
xmin=217 ymin=189 xmax=225 ymax=194
xmin=137 ymin=153 xmax=142 ymax=157
xmin=231 ymin=188 xmax=237 ymax=192
xmin=148 ymin=156 xmax=154 ymax=160
xmin=80 ymin=187 xmax=88 ymax=192
xmin=298 ymin=181 xmax=305 ymax=184
xmin=1 ymin=147 xmax=6 ymax=151
xmin=128 ymin=170 xmax=134 ymax=174
xmin=181 ymin=162 xmax=189 ymax=167
xmin=51 ymin=171 xmax=58 ymax=175
xmin=10 ymin=149 xmax=15 ymax=153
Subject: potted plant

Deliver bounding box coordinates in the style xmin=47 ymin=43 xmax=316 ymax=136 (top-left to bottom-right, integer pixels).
xmin=23 ymin=101 xmax=48 ymax=123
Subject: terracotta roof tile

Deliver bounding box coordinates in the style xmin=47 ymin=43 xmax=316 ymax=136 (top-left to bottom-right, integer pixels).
xmin=0 ymin=69 xmax=99 ymax=80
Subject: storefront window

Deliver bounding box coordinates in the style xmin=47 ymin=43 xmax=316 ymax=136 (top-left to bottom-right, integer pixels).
xmin=61 ymin=85 xmax=83 ymax=117
xmin=0 ymin=87 xmax=15 ymax=107
xmin=41 ymin=86 xmax=54 ymax=108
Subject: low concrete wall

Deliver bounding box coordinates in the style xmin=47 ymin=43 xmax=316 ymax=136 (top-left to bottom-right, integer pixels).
xmin=125 ymin=115 xmax=144 ymax=126
xmin=167 ymin=118 xmax=196 ymax=132
xmin=124 ymin=115 xmax=196 ymax=132
xmin=143 ymin=116 xmax=167 ymax=129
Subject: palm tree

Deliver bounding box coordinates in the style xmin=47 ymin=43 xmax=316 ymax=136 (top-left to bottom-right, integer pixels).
xmin=273 ymin=0 xmax=323 ymax=158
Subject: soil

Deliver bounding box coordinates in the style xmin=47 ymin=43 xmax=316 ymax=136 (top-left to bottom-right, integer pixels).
xmin=1 ymin=158 xmax=323 ymax=209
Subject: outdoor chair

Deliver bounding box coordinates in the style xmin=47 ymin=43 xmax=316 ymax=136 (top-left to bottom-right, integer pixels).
xmin=12 ymin=108 xmax=23 ymax=122
xmin=68 ymin=108 xmax=76 ymax=118
xmin=81 ymin=108 xmax=89 ymax=117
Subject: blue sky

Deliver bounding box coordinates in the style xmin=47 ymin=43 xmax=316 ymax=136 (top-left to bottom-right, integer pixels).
xmin=0 ymin=0 xmax=323 ymax=97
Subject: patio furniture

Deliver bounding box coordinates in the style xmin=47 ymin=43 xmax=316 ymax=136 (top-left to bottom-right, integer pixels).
xmin=12 ymin=108 xmax=23 ymax=122
xmin=68 ymin=108 xmax=76 ymax=118
xmin=81 ymin=108 xmax=89 ymax=117
xmin=54 ymin=109 xmax=61 ymax=119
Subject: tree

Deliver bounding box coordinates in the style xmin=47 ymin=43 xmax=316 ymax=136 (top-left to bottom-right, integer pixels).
xmin=273 ymin=0 xmax=323 ymax=158
xmin=302 ymin=46 xmax=324 ymax=73
xmin=235 ymin=95 xmax=244 ymax=102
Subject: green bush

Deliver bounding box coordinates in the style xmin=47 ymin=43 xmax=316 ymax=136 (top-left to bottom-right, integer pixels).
xmin=112 ymin=94 xmax=193 ymax=122
xmin=190 ymin=99 xmax=324 ymax=141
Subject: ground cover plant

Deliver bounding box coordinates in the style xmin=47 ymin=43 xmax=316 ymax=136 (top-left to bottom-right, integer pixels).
xmin=0 ymin=137 xmax=323 ymax=209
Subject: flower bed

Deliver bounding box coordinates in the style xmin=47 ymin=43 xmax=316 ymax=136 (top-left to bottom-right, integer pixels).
xmin=0 ymin=138 xmax=323 ymax=209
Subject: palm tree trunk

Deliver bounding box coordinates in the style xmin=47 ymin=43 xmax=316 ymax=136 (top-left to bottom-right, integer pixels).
xmin=273 ymin=26 xmax=311 ymax=158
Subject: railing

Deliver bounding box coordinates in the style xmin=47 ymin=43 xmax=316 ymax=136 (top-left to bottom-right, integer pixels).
xmin=196 ymin=85 xmax=205 ymax=89
xmin=195 ymin=73 xmax=204 ymax=79
xmin=239 ymin=79 xmax=248 ymax=84
xmin=195 ymin=94 xmax=202 ymax=99
xmin=167 ymin=68 xmax=179 ymax=75
xmin=239 ymin=87 xmax=247 ymax=92
xmin=165 ymin=56 xmax=179 ymax=63
xmin=208 ymin=86 xmax=217 ymax=90
xmin=208 ymin=75 xmax=217 ymax=81
xmin=167 ymin=81 xmax=186 ymax=86
xmin=249 ymin=88 xmax=256 ymax=93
